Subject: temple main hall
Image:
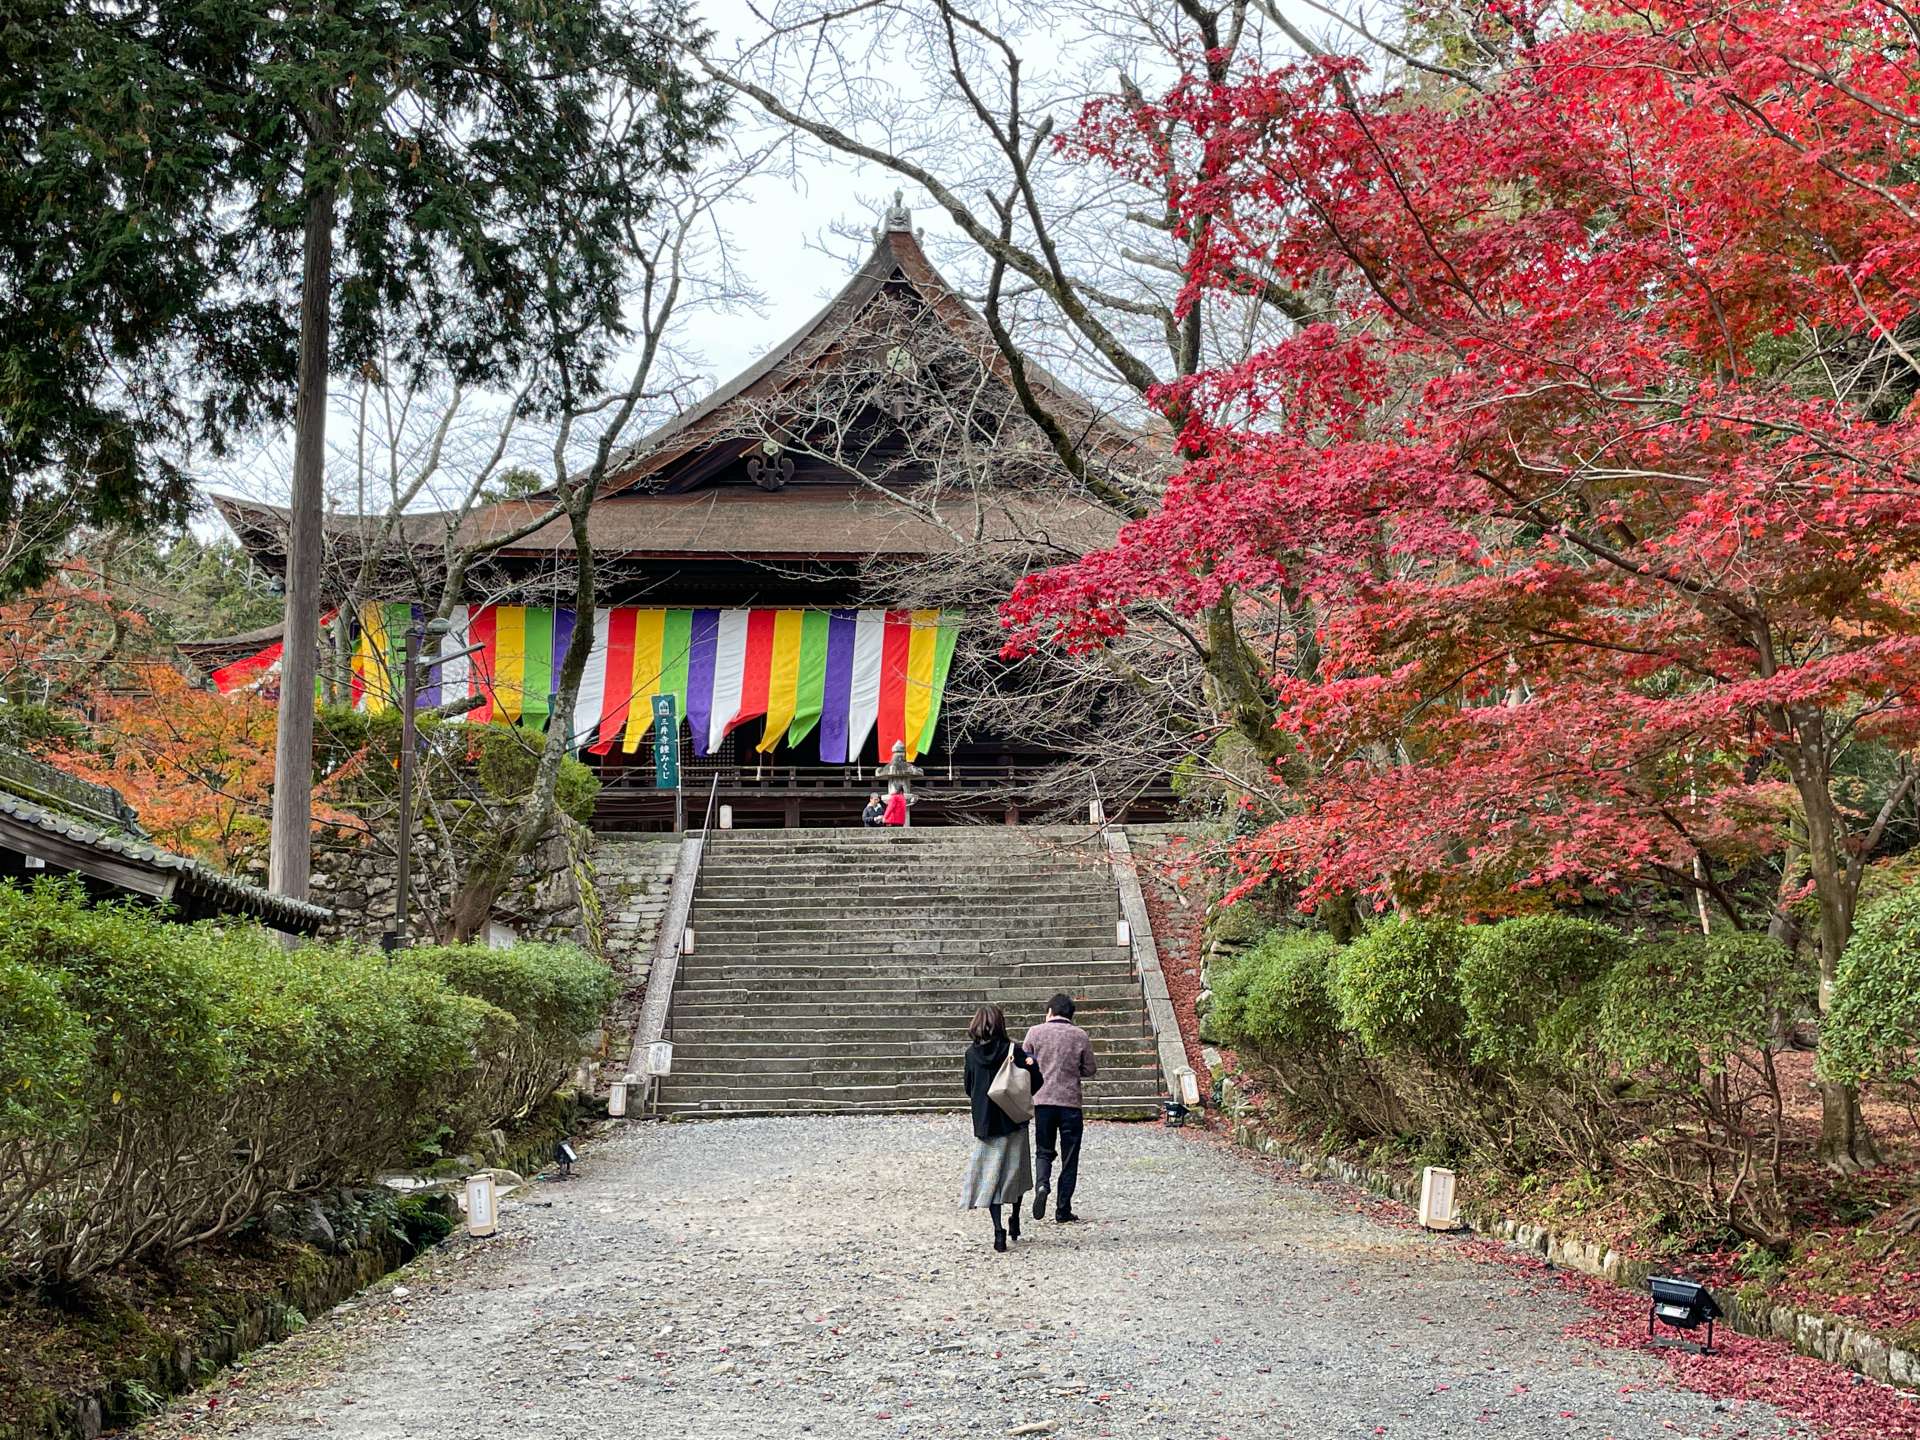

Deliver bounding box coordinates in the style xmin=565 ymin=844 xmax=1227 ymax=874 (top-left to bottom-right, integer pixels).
xmin=205 ymin=206 xmax=1164 ymax=828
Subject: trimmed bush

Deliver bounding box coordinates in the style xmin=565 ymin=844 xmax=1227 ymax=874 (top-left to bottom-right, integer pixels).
xmin=1330 ymin=916 xmax=1471 ymax=1060
xmin=1459 ymin=915 xmax=1625 ymax=1067
xmin=0 ymin=957 xmax=89 ymax=1140
xmin=1596 ymin=931 xmax=1808 ymax=1243
xmin=1598 ymin=931 xmax=1806 ymax=1074
xmin=1822 ymin=885 xmax=1920 ymax=1098
xmin=1209 ymin=928 xmax=1344 ymax=1053
xmin=0 ymin=880 xmax=610 ymax=1285
xmin=400 ymin=942 xmax=616 ymax=1126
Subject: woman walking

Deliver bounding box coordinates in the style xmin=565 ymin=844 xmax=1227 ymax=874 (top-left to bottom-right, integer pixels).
xmin=960 ymin=1004 xmax=1042 ymax=1252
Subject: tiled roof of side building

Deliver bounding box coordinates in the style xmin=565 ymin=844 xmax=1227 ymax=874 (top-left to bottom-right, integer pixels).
xmin=0 ymin=747 xmax=330 ymax=935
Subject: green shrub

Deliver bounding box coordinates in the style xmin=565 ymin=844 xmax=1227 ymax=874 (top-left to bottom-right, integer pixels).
xmin=1330 ymin=916 xmax=1471 ymax=1060
xmin=1598 ymin=932 xmax=1806 ymax=1074
xmin=1210 ymin=929 xmax=1344 ymax=1054
xmin=400 ymin=942 xmax=614 ymax=1124
xmin=1822 ymin=885 xmax=1920 ymax=1095
xmin=0 ymin=958 xmax=90 ymax=1139
xmin=1596 ymin=931 xmax=1807 ymax=1244
xmin=1459 ymin=915 xmax=1625 ymax=1067
xmin=466 ymin=723 xmax=598 ymax=824
xmin=0 ymin=881 xmax=612 ymax=1285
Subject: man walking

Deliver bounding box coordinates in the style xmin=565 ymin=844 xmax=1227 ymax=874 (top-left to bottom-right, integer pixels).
xmin=1020 ymin=992 xmax=1096 ymax=1223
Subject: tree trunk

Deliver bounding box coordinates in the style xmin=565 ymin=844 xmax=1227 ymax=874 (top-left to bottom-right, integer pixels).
xmin=267 ymin=170 xmax=336 ymax=920
xmin=1204 ymin=602 xmax=1285 ymax=763
xmin=447 ymin=853 xmax=511 ymax=944
xmin=1785 ymin=734 xmax=1882 ymax=1170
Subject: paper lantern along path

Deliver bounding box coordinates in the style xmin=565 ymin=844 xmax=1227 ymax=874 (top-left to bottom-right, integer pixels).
xmin=331 ymin=604 xmax=960 ymax=764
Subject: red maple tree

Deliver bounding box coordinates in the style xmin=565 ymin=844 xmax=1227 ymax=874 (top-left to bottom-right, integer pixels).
xmin=1004 ymin=0 xmax=1920 ymax=1167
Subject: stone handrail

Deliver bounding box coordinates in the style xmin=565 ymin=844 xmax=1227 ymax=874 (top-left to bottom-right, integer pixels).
xmin=1103 ymin=827 xmax=1188 ymax=1098
xmin=626 ymin=831 xmax=705 ymax=1109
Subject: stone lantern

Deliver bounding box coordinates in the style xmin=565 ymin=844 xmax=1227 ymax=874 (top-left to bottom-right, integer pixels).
xmin=874 ymin=740 xmax=923 ymax=826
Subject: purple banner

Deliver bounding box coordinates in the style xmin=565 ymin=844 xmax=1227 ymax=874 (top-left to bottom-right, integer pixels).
xmin=550 ymin=608 xmax=577 ymax=710
xmin=685 ymin=609 xmax=721 ymax=756
xmin=818 ymin=609 xmax=858 ymax=763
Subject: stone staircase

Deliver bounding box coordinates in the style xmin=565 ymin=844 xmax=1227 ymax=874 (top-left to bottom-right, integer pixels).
xmin=653 ymin=827 xmax=1164 ymax=1117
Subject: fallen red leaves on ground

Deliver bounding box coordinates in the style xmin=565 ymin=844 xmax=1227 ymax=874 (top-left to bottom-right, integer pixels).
xmin=1189 ymin=1132 xmax=1920 ymax=1439
xmin=1138 ymin=863 xmax=1210 ymax=1084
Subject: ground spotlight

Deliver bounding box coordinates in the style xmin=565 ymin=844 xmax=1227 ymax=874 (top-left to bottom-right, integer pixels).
xmin=1648 ymin=1276 xmax=1722 ymax=1353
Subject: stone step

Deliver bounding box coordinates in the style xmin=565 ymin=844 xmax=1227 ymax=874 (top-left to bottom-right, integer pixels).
xmin=664 ymin=1021 xmax=1136 ymax=1044
xmin=640 ymin=826 xmax=1158 ymax=1118
xmin=690 ymin=884 xmax=1115 ymax=904
xmin=668 ymin=1036 xmax=1144 ymax=1059
xmin=673 ymin=968 xmax=1139 ymax=991
xmin=686 ymin=926 xmax=1117 ymax=949
xmin=676 ymin=953 xmax=1137 ymax=974
xmin=692 ymin=902 xmax=1116 ymax=921
xmin=693 ymin=888 xmax=1113 ymax=906
xmin=653 ymin=1096 xmax=1162 ymax=1119
xmin=671 ymin=1001 xmax=1142 ymax=1022
xmin=694 ymin=869 xmax=1108 ymax=889
xmin=672 ymin=971 xmax=1143 ymax=993
xmin=664 ymin=1053 xmax=1160 ymax=1080
xmin=669 ymin=980 xmax=1147 ymax=1002
xmin=653 ymin=1074 xmax=1161 ymax=1104
xmin=680 ymin=942 xmax=1130 ymax=963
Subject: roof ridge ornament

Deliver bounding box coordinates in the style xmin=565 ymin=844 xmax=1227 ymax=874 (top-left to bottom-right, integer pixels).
xmin=883 ymin=189 xmax=912 ymax=233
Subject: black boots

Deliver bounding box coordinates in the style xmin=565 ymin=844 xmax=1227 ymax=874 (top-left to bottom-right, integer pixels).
xmin=1008 ymin=1204 xmax=1022 ymax=1242
xmin=989 ymin=1203 xmax=1008 ymax=1251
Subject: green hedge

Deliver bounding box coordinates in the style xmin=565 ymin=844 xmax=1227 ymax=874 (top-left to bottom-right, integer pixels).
xmin=1459 ymin=915 xmax=1624 ymax=1068
xmin=1208 ymin=928 xmax=1343 ymax=1053
xmin=1822 ymin=886 xmax=1920 ymax=1097
xmin=0 ymin=880 xmax=610 ymax=1286
xmin=1215 ymin=911 xmax=1815 ymax=1242
xmin=399 ymin=942 xmax=616 ymax=1130
xmin=1330 ymin=915 xmax=1471 ymax=1061
xmin=1596 ymin=931 xmax=1805 ymax=1075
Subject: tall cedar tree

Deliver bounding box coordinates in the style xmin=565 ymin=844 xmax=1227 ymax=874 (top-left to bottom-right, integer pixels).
xmin=0 ymin=0 xmax=707 ymax=580
xmin=4 ymin=0 xmax=723 ymax=903
xmin=1003 ymin=0 xmax=1920 ymax=1170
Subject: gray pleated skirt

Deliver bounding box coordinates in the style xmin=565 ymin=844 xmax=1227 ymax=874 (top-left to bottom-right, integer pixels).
xmin=959 ymin=1127 xmax=1033 ymax=1209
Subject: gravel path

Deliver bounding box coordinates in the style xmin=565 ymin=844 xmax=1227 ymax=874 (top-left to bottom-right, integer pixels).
xmin=140 ymin=1118 xmax=1791 ymax=1440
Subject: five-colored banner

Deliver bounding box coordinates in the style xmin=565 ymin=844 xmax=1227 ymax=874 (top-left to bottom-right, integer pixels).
xmin=341 ymin=604 xmax=959 ymax=764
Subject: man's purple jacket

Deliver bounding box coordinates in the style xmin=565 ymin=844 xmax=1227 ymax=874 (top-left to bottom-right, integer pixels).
xmin=1021 ymin=1016 xmax=1097 ymax=1108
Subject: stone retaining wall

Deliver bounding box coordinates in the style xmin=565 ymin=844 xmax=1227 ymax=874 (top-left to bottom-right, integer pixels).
xmin=245 ymin=816 xmax=603 ymax=951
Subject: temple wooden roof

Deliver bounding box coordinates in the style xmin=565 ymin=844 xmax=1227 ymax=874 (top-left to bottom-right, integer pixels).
xmin=209 ymin=209 xmax=1139 ymax=582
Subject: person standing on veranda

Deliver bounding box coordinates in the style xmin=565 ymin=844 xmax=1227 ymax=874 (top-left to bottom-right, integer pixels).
xmin=1020 ymin=992 xmax=1096 ymax=1223
xmin=960 ymin=1004 xmax=1042 ymax=1252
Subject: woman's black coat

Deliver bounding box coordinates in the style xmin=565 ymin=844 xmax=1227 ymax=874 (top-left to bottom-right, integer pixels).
xmin=963 ymin=1036 xmax=1042 ymax=1141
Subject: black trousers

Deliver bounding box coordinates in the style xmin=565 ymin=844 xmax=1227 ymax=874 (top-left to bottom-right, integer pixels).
xmin=1033 ymin=1104 xmax=1084 ymax=1211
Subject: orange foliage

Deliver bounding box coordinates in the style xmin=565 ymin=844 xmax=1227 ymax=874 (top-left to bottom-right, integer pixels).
xmin=61 ymin=669 xmax=278 ymax=868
